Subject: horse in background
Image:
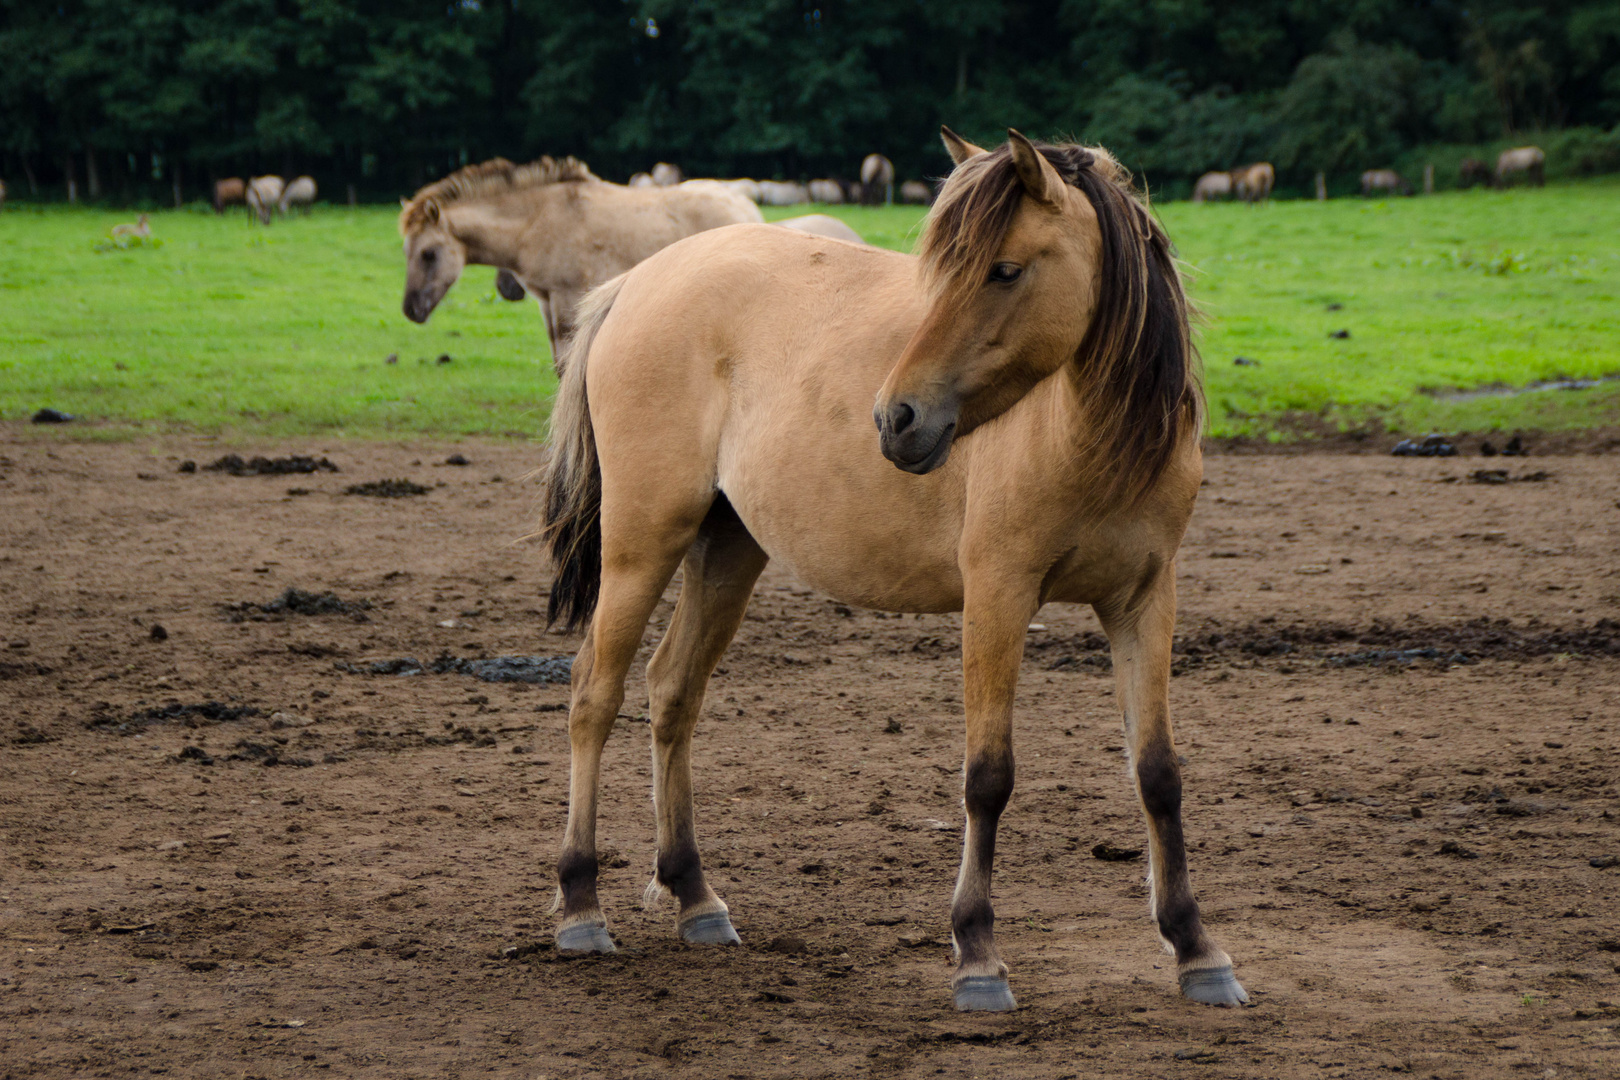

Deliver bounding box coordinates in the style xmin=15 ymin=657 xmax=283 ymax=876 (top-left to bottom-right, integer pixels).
xmin=1459 ymin=159 xmax=1495 ymax=189
xmin=1191 ymin=171 xmax=1232 ymax=203
xmin=397 ymin=155 xmax=762 ymax=362
xmin=1230 ymin=163 xmax=1273 ymax=202
xmin=717 ymin=178 xmax=762 ymax=203
xmin=1496 ymin=146 xmax=1545 ymax=187
xmin=110 ymin=213 xmax=151 ymax=239
xmin=214 ymin=178 xmax=246 ymax=213
xmin=651 ymin=162 xmax=683 ymax=187
xmin=247 ymin=176 xmax=285 ymax=223
xmin=280 ymin=176 xmax=317 ymax=214
xmin=860 ymin=153 xmax=894 ymax=204
xmin=899 ymin=179 xmax=935 ymax=204
xmin=539 ymin=127 xmax=1247 ymax=1014
xmin=756 ymin=180 xmax=810 ymax=206
xmin=807 ymin=179 xmax=845 ymax=204
xmin=1360 ymin=169 xmax=1410 ymax=196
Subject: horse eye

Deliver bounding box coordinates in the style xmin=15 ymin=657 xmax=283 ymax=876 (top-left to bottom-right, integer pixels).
xmin=421 ymin=248 xmax=438 ymax=264
xmin=988 ymin=263 xmax=1022 ymax=284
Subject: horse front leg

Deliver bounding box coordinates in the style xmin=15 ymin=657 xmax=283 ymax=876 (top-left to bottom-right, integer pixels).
xmin=1098 ymin=563 xmax=1247 ymax=1006
xmin=950 ymin=577 xmax=1040 ymax=1012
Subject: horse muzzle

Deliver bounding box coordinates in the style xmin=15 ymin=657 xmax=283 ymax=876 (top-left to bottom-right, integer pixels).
xmin=402 ymin=289 xmax=437 ymax=324
xmin=874 ymin=399 xmax=958 ymax=475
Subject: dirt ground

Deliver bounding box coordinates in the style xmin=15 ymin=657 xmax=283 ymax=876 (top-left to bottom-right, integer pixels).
xmin=2 ymin=431 xmax=1618 ymax=1080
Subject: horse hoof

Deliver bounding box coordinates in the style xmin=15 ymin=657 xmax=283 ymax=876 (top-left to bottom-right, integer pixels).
xmin=1180 ymin=966 xmax=1249 ymax=1007
xmin=953 ymin=976 xmax=1016 ymax=1012
xmin=556 ymin=922 xmax=616 ymax=954
xmin=680 ymin=911 xmax=741 ymax=946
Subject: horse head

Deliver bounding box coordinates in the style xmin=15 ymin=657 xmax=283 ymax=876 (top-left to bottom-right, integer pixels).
xmin=398 ymin=198 xmax=468 ymax=324
xmin=874 ymin=127 xmax=1196 ymax=503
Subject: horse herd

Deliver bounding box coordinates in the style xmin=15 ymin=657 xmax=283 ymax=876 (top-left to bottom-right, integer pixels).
xmin=211 ymin=174 xmax=317 ymax=223
xmin=1190 ymin=146 xmax=1547 ymax=202
xmin=624 ymin=153 xmax=933 ymax=206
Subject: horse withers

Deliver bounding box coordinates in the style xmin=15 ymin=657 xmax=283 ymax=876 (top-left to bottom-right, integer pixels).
xmin=540 ymin=127 xmax=1246 ymax=1012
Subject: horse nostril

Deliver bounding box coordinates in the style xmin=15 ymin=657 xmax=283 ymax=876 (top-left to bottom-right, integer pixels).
xmin=888 ymin=402 xmax=916 ymax=435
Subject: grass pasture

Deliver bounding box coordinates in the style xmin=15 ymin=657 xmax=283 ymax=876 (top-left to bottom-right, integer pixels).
xmin=2 ymin=182 xmax=1617 ymax=440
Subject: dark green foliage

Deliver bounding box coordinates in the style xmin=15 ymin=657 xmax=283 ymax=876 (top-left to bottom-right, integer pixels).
xmin=0 ymin=0 xmax=1616 ymax=202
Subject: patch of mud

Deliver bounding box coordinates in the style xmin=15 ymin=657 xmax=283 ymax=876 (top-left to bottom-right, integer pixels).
xmin=1031 ymin=617 xmax=1620 ymax=672
xmin=335 ymin=653 xmax=572 ymax=683
xmin=203 ymin=454 xmax=339 ymax=476
xmin=224 ymin=587 xmax=371 ymax=621
xmin=344 ymin=478 xmax=431 ymax=497
xmin=89 ymin=700 xmax=261 ymax=734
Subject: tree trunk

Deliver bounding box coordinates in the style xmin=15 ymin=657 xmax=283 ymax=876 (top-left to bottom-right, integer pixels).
xmin=173 ymin=159 xmax=183 ymax=207
xmin=86 ymin=147 xmax=100 ymax=199
xmin=1314 ymin=171 xmax=1326 ymax=201
xmin=64 ymin=152 xmax=78 ymax=202
xmin=347 ymin=183 xmax=356 ymax=207
xmin=23 ymin=156 xmax=38 ymax=196
xmin=1423 ymin=164 xmax=1433 ymax=195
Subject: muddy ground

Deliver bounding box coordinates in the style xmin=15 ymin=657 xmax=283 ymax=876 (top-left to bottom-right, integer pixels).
xmin=1 ymin=432 xmax=1618 ymax=1080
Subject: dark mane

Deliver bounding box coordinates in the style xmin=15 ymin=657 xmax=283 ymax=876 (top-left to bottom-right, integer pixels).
xmin=919 ymin=141 xmax=1203 ymax=507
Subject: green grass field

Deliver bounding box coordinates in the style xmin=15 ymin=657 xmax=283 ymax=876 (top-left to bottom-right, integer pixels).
xmin=2 ymin=183 xmax=1617 ymax=441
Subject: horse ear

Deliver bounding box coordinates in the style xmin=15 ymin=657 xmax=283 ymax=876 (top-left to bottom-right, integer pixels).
xmin=1007 ymin=129 xmax=1064 ymax=208
xmin=940 ymin=126 xmax=987 ymax=166
xmin=400 ymin=197 xmax=410 ymax=209
xmin=424 ymin=201 xmax=440 ymax=224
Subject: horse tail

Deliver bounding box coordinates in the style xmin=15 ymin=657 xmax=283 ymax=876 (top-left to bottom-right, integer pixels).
xmin=541 ymin=272 xmax=628 ymax=633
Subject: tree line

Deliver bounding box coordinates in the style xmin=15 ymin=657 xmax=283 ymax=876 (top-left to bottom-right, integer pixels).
xmin=3 ymin=0 xmax=1617 ymax=204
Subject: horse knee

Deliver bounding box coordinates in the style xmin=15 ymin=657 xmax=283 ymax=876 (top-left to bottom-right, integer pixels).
xmin=963 ymin=753 xmax=1013 ymax=819
xmin=1135 ymin=747 xmax=1182 ymax=820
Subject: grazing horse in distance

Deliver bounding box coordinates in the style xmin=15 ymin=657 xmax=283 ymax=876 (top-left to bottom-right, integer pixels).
xmin=1191 ymin=171 xmax=1233 ymax=203
xmin=279 ymin=176 xmax=317 ymax=214
xmin=651 ymin=163 xmax=683 ymax=187
xmin=398 ymin=156 xmax=762 ymax=361
xmin=214 ymin=178 xmax=246 ymax=213
xmin=540 ymin=126 xmax=1247 ymax=1013
xmin=717 ymin=178 xmax=762 ymax=203
xmin=1459 ymin=158 xmax=1495 ymax=189
xmin=899 ymin=179 xmax=935 ymax=204
xmin=1360 ymin=169 xmax=1410 ymax=196
xmin=628 ymin=172 xmax=655 ymax=188
xmin=774 ymin=213 xmax=865 ymax=244
xmin=860 ymin=153 xmax=894 ymax=204
xmin=1496 ymin=146 xmax=1545 ymax=187
xmin=247 ymin=176 xmax=285 ymax=223
xmin=1230 ymin=163 xmax=1274 ymax=202
xmin=755 ymin=180 xmax=810 ymax=206
xmin=807 ymin=179 xmax=845 ymax=204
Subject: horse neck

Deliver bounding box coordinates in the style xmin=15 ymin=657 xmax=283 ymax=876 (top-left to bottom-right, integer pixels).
xmin=444 ymin=198 xmax=550 ymax=270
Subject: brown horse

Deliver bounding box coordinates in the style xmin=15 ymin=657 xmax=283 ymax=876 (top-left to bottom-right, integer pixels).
xmin=540 ymin=128 xmax=1246 ymax=1012
xmin=1229 ymin=163 xmax=1274 ymax=202
xmin=213 ymin=177 xmax=246 ymax=213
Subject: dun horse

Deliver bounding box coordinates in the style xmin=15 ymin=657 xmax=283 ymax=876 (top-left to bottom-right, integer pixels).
xmin=398 ymin=157 xmax=762 ymax=359
xmin=1191 ymin=171 xmax=1232 ymax=202
xmin=1230 ymin=163 xmax=1274 ymax=202
xmin=1496 ymin=146 xmax=1545 ymax=187
xmin=246 ymin=176 xmax=284 ymax=224
xmin=540 ymin=128 xmax=1247 ymax=1012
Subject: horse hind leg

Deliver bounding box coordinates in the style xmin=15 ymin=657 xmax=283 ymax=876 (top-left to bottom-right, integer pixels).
xmin=643 ymin=496 xmax=767 ymax=945
xmin=555 ymin=515 xmax=702 ymax=954
xmin=1098 ymin=564 xmax=1248 ymax=1006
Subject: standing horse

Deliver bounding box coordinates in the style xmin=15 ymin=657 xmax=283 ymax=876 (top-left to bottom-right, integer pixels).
xmin=1496 ymin=146 xmax=1545 ymax=187
xmin=1230 ymin=163 xmax=1274 ymax=202
xmin=214 ymin=177 xmax=246 ymax=213
xmin=900 ymin=179 xmax=936 ymax=204
xmin=1360 ymin=169 xmax=1410 ymax=196
xmin=398 ymin=156 xmax=762 ymax=361
xmin=860 ymin=152 xmax=894 ymax=204
xmin=279 ymin=176 xmax=317 ymax=214
xmin=246 ymin=176 xmax=284 ymax=224
xmin=807 ymin=179 xmax=845 ymax=204
xmin=1459 ymin=158 xmax=1494 ymax=189
xmin=1191 ymin=171 xmax=1232 ymax=203
xmin=540 ymin=128 xmax=1246 ymax=1012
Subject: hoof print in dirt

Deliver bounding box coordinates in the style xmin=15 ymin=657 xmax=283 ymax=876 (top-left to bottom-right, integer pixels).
xmin=31 ymin=408 xmax=74 ymax=424
xmin=12 ymin=722 xmax=54 ymax=746
xmin=345 ymin=478 xmax=431 ymax=497
xmin=177 ymin=460 xmax=196 ymax=473
xmin=229 ymin=739 xmax=314 ymax=767
xmin=1438 ymin=841 xmax=1479 ymax=859
xmin=204 ymin=454 xmax=339 ymax=476
xmin=445 ymin=454 xmax=470 ymax=466
xmin=1391 ymin=434 xmax=1456 ymax=457
xmin=1091 ymin=842 xmax=1142 ymax=862
xmin=176 ymin=745 xmax=214 ymax=765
